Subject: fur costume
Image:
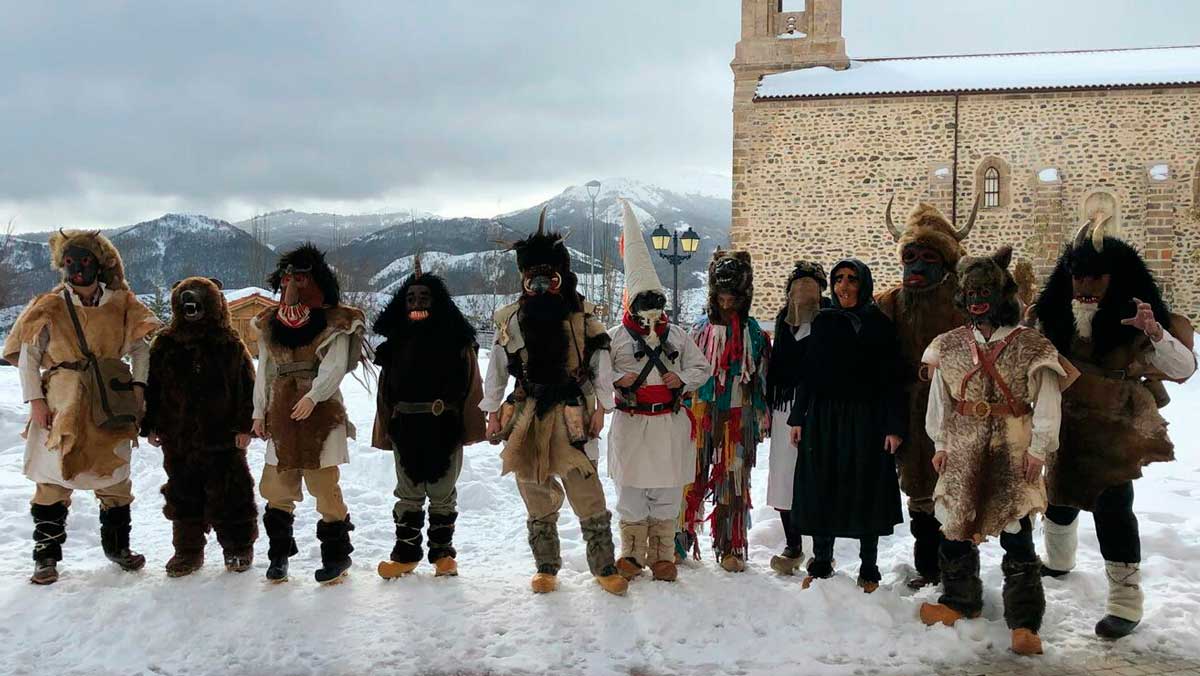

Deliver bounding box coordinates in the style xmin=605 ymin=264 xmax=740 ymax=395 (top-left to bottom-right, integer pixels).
xmin=142 ymin=277 xmax=258 ymax=560
xmin=1035 ymin=228 xmax=1195 ymax=510
xmin=682 ymin=249 xmax=771 ymax=564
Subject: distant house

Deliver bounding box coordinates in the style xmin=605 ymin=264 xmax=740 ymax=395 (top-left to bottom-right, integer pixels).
xmin=227 ymin=289 xmax=278 ymax=358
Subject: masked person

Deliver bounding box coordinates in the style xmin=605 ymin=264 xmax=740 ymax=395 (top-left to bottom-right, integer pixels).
xmin=764 ymin=260 xmax=827 ymax=575
xmin=788 ymin=259 xmax=904 ymax=593
xmin=875 ymin=198 xmax=975 ymax=589
xmin=606 ymin=201 xmax=711 ymax=583
xmin=680 ymin=250 xmax=771 ymax=573
xmin=251 ymin=244 xmax=367 ymax=585
xmin=371 ymin=257 xmax=486 ymax=579
xmin=919 ymin=246 xmax=1076 ymax=657
xmin=481 ymin=209 xmax=627 ymax=596
xmin=142 ymin=277 xmax=258 ymax=577
xmin=1032 ymin=214 xmax=1196 ymax=639
xmin=4 ymin=230 xmax=160 ymax=584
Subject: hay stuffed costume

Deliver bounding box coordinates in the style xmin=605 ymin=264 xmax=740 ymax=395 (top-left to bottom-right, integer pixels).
xmin=763 ymin=260 xmax=827 ymax=575
xmin=606 ymin=201 xmax=711 ymax=583
xmin=4 ymin=229 xmax=159 ymax=584
xmin=252 ymin=244 xmax=367 ymax=584
xmin=875 ymin=199 xmax=975 ymax=589
xmin=1033 ymin=216 xmax=1196 ymax=639
xmin=680 ymin=249 xmax=771 ymax=572
xmin=371 ymin=259 xmax=486 ymax=579
xmin=919 ymin=247 xmax=1076 ymax=656
xmin=141 ymin=277 xmax=258 ymax=577
xmin=481 ymin=209 xmax=627 ymax=596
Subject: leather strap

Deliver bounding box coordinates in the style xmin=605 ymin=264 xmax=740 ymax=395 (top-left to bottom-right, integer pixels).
xmin=953 ymin=399 xmax=1031 ymax=419
xmin=277 ymin=361 xmax=317 ymax=377
xmin=392 ymin=399 xmax=458 ymax=416
xmin=956 ymin=328 xmax=1029 ymax=418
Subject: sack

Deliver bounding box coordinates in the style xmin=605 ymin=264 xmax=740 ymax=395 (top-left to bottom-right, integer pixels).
xmin=86 ymin=357 xmax=139 ymax=429
xmin=61 ymin=290 xmax=140 ymax=430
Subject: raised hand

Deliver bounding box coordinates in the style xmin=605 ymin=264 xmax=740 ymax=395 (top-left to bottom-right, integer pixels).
xmin=1120 ymin=297 xmax=1164 ymax=342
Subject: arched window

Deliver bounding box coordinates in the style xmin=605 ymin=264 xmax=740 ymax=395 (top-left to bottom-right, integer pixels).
xmin=984 ymin=167 xmax=1000 ymax=207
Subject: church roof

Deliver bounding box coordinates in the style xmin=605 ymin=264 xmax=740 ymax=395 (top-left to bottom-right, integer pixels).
xmin=756 ymin=46 xmax=1200 ymax=100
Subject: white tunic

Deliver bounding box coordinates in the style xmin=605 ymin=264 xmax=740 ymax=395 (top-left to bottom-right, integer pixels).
xmin=765 ymin=323 xmax=810 ymax=510
xmin=605 ymin=324 xmax=711 ymax=489
xmin=17 ymin=284 xmax=151 ymax=489
xmin=252 ymin=328 xmax=357 ymax=469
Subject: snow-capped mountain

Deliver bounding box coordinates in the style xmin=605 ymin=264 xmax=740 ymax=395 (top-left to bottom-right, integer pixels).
xmin=110 ymin=214 xmax=277 ymax=293
xmin=233 ymin=208 xmax=438 ymax=251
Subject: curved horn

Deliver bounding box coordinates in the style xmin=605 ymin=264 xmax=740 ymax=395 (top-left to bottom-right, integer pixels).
xmin=954 ymin=193 xmax=982 ymax=241
xmin=413 ymin=253 xmax=423 ymax=279
xmin=1073 ymin=220 xmax=1091 ymax=249
xmin=884 ymin=195 xmax=902 ymax=242
xmin=536 ymin=206 xmax=547 ymax=235
xmin=1091 ymin=213 xmax=1109 ymax=253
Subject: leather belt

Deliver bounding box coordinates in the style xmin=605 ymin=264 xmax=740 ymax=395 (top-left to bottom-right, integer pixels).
xmin=1070 ymin=358 xmax=1132 ymax=381
xmin=277 ymin=361 xmax=317 ymax=377
xmin=48 ymin=361 xmax=87 ymax=372
xmin=393 ymin=399 xmax=457 ymax=416
xmin=953 ymin=399 xmax=1031 ymax=419
xmin=616 ymin=401 xmax=675 ymax=415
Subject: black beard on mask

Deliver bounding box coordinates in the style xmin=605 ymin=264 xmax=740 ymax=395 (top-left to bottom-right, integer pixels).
xmin=268 ymin=307 xmax=328 ymax=348
xmin=520 ymin=292 xmax=571 ymax=386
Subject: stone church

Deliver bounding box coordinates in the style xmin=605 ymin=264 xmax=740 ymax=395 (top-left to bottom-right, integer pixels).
xmin=731 ymin=0 xmax=1200 ymax=320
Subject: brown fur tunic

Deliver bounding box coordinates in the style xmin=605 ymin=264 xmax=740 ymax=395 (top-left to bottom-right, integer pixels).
xmin=257 ymin=304 xmax=365 ymax=470
xmin=927 ymin=326 xmax=1071 ymax=541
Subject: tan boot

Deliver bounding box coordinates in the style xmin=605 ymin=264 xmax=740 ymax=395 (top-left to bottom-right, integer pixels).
xmin=616 ymin=557 xmax=643 ymax=580
xmin=531 ymin=572 xmax=558 ymax=593
xmin=919 ymin=602 xmax=967 ymax=627
xmin=595 ymin=572 xmax=629 ymax=596
xmin=720 ymin=554 xmax=746 ymax=573
xmin=770 ymin=552 xmax=803 ymax=576
xmin=433 ymin=556 xmax=458 ymax=577
xmin=618 ymin=519 xmax=649 ymax=579
xmin=378 ymin=560 xmax=419 ymax=579
xmin=1011 ymin=628 xmax=1043 ymax=655
xmin=650 ymin=560 xmax=678 ymax=582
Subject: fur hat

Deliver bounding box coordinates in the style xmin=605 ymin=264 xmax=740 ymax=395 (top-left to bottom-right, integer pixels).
xmin=705 ymin=249 xmax=754 ymax=323
xmin=885 ymin=197 xmax=978 ymax=270
xmin=48 ymin=229 xmax=128 ymax=290
xmin=512 ymin=206 xmax=571 ymax=274
xmin=784 ymin=259 xmax=827 ymax=291
xmin=620 ymin=199 xmax=663 ymax=302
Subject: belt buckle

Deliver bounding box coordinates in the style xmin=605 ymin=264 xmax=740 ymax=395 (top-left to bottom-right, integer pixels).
xmin=431 ymin=399 xmax=446 ymax=416
xmin=972 ymin=401 xmax=991 ymax=418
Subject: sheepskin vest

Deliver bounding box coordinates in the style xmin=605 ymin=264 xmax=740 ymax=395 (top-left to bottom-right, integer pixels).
xmin=258 ymin=305 xmax=365 ymax=470
xmin=931 ymin=326 xmax=1065 ymax=541
xmin=2 ymin=287 xmax=159 ymax=480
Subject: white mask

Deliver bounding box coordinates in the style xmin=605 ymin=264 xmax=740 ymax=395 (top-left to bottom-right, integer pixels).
xmin=638 ymin=309 xmax=664 ymax=345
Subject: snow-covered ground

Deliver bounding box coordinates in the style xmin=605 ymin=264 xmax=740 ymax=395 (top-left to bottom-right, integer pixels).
xmin=0 ymin=353 xmax=1198 ymax=675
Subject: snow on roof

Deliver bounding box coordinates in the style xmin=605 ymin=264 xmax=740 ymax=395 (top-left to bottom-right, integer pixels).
xmin=224 ymin=287 xmax=278 ymax=304
xmin=757 ymin=46 xmax=1200 ymax=100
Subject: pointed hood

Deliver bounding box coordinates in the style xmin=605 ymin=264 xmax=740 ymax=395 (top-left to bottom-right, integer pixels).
xmin=620 ymin=199 xmax=663 ymax=302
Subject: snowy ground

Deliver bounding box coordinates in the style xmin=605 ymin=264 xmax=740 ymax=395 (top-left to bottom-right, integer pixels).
xmin=0 ymin=353 xmax=1198 ymax=676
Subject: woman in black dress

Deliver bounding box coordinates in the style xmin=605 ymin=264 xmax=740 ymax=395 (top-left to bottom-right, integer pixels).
xmin=787 ymin=259 xmax=904 ymax=593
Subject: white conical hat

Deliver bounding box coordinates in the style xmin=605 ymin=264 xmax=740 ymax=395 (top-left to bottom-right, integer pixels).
xmin=621 ymin=198 xmax=663 ymax=302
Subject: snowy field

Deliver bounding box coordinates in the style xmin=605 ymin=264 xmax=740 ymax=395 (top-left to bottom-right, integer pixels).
xmin=0 ymin=352 xmax=1198 ymax=676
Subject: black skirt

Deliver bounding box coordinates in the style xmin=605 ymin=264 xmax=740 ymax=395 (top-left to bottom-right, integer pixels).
xmin=791 ymin=396 xmax=903 ymax=538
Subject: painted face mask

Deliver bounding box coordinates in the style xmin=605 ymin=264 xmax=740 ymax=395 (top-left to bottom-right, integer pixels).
xmin=277 ymin=267 xmax=322 ymax=328
xmin=62 ymin=245 xmax=100 ymax=287
xmin=901 ymin=243 xmax=947 ymax=289
xmin=406 ymin=284 xmax=432 ymax=321
xmin=630 ymin=291 xmax=667 ymax=334
xmin=522 ymin=264 xmax=563 ymax=297
xmin=784 ymin=276 xmax=821 ymax=327
xmin=955 ymin=247 xmax=1020 ymax=329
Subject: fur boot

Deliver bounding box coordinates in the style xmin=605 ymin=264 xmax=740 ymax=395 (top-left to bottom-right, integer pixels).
xmin=617 ymin=519 xmax=649 ymax=579
xmin=1001 ymin=557 xmax=1045 ymax=632
xmin=647 ymin=518 xmax=678 ymax=581
xmin=98 ymin=505 xmax=145 ymax=572
xmin=213 ymin=519 xmax=255 ymax=572
xmin=166 ymin=519 xmax=207 ymax=577
xmin=314 ymin=516 xmax=355 ymax=584
xmin=932 ymin=545 xmax=982 ymax=620
xmin=30 ymin=502 xmax=68 ymax=585
xmin=580 ymin=511 xmax=627 ymax=595
xmin=1096 ymin=562 xmax=1142 ymax=639
xmin=908 ymin=510 xmax=943 ymax=589
xmin=427 ymin=511 xmax=457 ymax=576
xmin=263 ymin=506 xmax=298 ymax=582
xmin=1042 ymin=516 xmax=1078 ymax=576
xmin=379 ymin=510 xmax=423 ymax=578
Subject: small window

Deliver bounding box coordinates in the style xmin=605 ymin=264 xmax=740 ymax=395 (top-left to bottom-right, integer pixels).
xmin=984 ymin=168 xmax=1000 ymax=207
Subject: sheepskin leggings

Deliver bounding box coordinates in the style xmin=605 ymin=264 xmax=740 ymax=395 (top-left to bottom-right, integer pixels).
xmin=1044 ymin=481 xmax=1140 ymax=564
xmin=259 ymin=465 xmax=349 ymax=522
xmin=517 ymin=467 xmax=613 ymax=575
xmin=939 ymin=517 xmax=1044 ymax=631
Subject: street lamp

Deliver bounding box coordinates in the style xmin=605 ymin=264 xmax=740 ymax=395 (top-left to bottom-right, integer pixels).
xmin=586 ymin=180 xmax=601 ymax=301
xmin=650 ymin=224 xmax=701 ymax=321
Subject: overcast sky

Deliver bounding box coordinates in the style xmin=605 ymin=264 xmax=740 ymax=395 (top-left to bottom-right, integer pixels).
xmin=2 ymin=1 xmax=1198 ymax=232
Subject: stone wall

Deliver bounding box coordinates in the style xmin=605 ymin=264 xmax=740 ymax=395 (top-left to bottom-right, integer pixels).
xmin=732 ymin=86 xmax=1200 ymax=321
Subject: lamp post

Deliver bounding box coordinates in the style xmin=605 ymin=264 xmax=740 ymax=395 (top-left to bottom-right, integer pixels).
xmin=650 ymin=224 xmax=701 ymax=321
xmin=586 ymin=180 xmax=601 ymax=301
